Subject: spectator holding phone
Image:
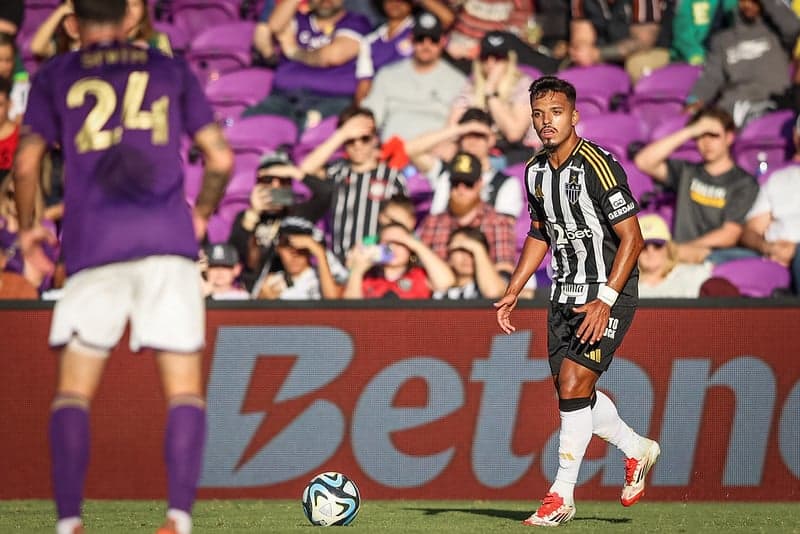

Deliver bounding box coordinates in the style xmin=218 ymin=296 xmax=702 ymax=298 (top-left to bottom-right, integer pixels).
xmin=344 ymin=221 xmax=454 ymax=299
xmin=257 ymin=217 xmax=345 ymax=300
xmin=228 ymin=151 xmax=333 ymax=292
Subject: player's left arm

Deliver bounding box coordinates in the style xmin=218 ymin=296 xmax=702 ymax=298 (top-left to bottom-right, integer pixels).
xmin=193 ymin=123 xmax=234 ymax=238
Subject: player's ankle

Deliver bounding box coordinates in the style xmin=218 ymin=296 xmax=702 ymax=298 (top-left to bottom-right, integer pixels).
xmin=166 ymin=508 xmax=192 ymax=534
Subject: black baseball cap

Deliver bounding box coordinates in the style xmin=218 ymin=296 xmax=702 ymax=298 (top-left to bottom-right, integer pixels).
xmin=412 ymin=12 xmax=443 ymax=41
xmin=480 ymin=31 xmax=512 ymax=59
xmin=448 ymin=152 xmax=482 ymax=185
xmin=206 ymin=243 xmax=240 ymax=267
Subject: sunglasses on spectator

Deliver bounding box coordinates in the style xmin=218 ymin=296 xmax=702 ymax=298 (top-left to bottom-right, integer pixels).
xmin=413 ymin=35 xmax=440 ymax=44
xmin=451 ymin=178 xmax=478 ymax=189
xmin=344 ymin=134 xmax=374 ymax=146
xmin=644 ymin=240 xmax=666 ymax=250
xmin=257 ymin=174 xmax=293 ymax=186
xmin=480 ymin=52 xmax=508 ymax=61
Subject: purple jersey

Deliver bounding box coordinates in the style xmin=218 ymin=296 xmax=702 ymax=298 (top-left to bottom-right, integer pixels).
xmin=24 ymin=43 xmax=214 ymax=275
xmin=356 ymin=18 xmax=414 ymax=80
xmin=274 ymin=11 xmax=372 ymax=96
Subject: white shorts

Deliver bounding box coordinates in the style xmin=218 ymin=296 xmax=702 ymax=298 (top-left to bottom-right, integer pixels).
xmin=49 ymin=255 xmax=205 ymax=355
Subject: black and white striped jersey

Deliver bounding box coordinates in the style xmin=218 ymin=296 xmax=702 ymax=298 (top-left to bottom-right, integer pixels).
xmin=327 ymin=160 xmax=407 ymax=261
xmin=525 ymin=138 xmax=640 ymax=305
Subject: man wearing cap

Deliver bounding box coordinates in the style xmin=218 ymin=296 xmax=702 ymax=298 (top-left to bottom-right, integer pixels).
xmin=228 ymin=151 xmax=333 ymax=293
xmin=362 ymin=11 xmax=467 ymax=142
xmin=637 ymin=213 xmax=712 ymax=298
xmin=201 ymin=243 xmax=250 ymax=300
xmin=405 ymin=106 xmax=523 ymax=218
xmin=418 ymin=151 xmax=516 ymax=273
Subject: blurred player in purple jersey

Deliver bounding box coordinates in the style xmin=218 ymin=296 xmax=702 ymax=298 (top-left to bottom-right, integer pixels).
xmin=13 ymin=1 xmax=234 ymax=533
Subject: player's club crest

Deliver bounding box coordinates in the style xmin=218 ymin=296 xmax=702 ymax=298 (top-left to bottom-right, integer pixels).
xmin=565 ymin=167 xmax=583 ymax=204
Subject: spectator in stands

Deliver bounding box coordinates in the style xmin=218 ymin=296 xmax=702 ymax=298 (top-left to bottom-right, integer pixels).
xmin=344 ymin=221 xmax=454 ymax=298
xmin=418 ymin=151 xmax=516 ymax=273
xmin=670 ymin=0 xmax=736 ymax=65
xmin=634 ymin=107 xmax=759 ymax=264
xmin=0 ymin=174 xmax=57 ymax=293
xmin=0 ymin=1 xmax=23 ymax=37
xmin=740 ymin=116 xmax=800 ymax=294
xmin=0 ymin=33 xmax=27 ymax=121
xmin=30 ymin=0 xmax=82 ymax=59
xmin=257 ymin=217 xmax=345 ymax=300
xmin=354 ymin=0 xmax=454 ymax=104
xmin=378 ymin=194 xmax=417 ymax=231
xmin=434 ymin=226 xmax=506 ymax=299
xmin=448 ymin=32 xmax=539 ymax=164
xmin=534 ymin=0 xmax=571 ymax=61
xmin=227 ymin=151 xmax=333 ymax=293
xmin=123 ymin=0 xmax=172 ymax=55
xmin=299 ymin=106 xmax=408 ymax=261
xmin=362 ymin=12 xmax=467 ymax=142
xmin=637 ymin=213 xmax=712 ymax=298
xmin=684 ymin=0 xmax=800 ymax=127
xmin=0 ymin=77 xmax=18 ymax=182
xmin=405 ymin=110 xmax=523 ymax=218
xmin=200 ymin=243 xmax=250 ymax=300
xmin=244 ymin=0 xmax=372 ymax=133
xmin=444 ymin=0 xmax=559 ymax=74
xmin=568 ymin=0 xmax=670 ymax=82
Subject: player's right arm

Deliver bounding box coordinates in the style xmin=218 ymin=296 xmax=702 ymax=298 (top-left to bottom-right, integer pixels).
xmin=494 ymin=222 xmax=549 ymax=334
xmin=192 ymin=123 xmax=234 ymax=239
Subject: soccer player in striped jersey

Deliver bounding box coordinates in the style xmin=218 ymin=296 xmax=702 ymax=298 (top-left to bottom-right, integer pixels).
xmin=494 ymin=76 xmax=660 ymax=527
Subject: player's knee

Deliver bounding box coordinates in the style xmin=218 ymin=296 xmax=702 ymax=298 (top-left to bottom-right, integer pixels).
xmin=558 ymin=396 xmax=593 ymax=412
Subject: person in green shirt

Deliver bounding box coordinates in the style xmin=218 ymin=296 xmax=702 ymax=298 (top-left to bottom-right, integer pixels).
xmin=670 ymin=0 xmax=737 ymax=64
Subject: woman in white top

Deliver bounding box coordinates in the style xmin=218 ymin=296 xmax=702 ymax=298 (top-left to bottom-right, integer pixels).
xmin=638 ymin=213 xmax=712 ymax=298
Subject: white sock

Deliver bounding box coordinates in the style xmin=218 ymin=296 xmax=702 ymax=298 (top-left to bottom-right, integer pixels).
xmin=591 ymin=390 xmax=644 ymax=458
xmin=550 ymin=405 xmax=593 ymax=505
xmin=167 ymin=509 xmax=192 ymax=534
xmin=56 ymin=517 xmax=82 ymax=534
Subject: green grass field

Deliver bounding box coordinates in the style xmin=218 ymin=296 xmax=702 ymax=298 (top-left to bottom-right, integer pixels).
xmin=2 ymin=500 xmax=799 ymax=533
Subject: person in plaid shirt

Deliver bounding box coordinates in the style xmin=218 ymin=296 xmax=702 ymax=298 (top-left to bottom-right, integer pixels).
xmin=419 ymin=151 xmax=516 ymax=274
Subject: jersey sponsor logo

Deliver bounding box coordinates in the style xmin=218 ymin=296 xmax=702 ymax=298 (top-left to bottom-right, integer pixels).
xmin=609 ymin=201 xmax=635 ymax=219
xmin=609 ymin=191 xmax=627 ymax=209
xmin=561 ymin=283 xmax=588 ymax=297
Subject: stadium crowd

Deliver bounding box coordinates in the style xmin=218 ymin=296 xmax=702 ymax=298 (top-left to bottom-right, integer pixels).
xmin=2 ymin=0 xmax=800 ymax=300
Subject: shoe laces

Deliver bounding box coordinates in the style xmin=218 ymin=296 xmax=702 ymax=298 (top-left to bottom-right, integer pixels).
xmin=624 ymin=457 xmax=639 ymax=484
xmin=536 ymin=492 xmax=564 ymax=517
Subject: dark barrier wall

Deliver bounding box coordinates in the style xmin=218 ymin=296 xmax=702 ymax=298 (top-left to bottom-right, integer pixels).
xmin=1 ymin=304 xmax=798 ymax=501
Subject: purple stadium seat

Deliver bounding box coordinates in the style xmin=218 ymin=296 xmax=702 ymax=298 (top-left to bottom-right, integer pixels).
xmin=292 ymin=115 xmax=340 ymax=163
xmin=732 ymin=110 xmax=794 ymax=176
xmin=628 ymin=64 xmax=702 ymax=137
xmin=576 ymin=113 xmax=647 ymax=157
xmin=186 ymin=21 xmax=256 ymax=85
xmin=224 ymin=115 xmax=298 ymax=157
xmin=204 ymin=68 xmax=274 ymax=125
xmin=619 ymin=158 xmax=655 ymax=201
xmin=518 ymin=65 xmax=542 ymax=81
xmin=712 ymin=257 xmax=791 ymax=297
xmin=207 ymin=192 xmax=250 ymax=243
xmin=171 ymin=0 xmax=240 ymax=41
xmin=225 ymin=153 xmax=262 ymax=197
xmin=153 ymin=21 xmax=190 ymax=55
xmin=18 ymin=3 xmax=58 ymax=44
xmin=560 ymin=64 xmax=631 ymax=114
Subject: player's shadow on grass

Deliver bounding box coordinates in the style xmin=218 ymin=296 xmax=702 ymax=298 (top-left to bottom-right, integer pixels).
xmin=406 ymin=507 xmax=631 ymax=524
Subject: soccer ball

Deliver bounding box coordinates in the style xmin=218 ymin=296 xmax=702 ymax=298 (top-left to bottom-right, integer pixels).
xmin=301 ymin=472 xmax=361 ymax=526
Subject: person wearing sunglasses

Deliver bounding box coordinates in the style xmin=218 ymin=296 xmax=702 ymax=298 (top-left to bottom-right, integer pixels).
xmin=362 ymin=11 xmax=467 ymax=143
xmin=228 ymin=151 xmax=334 ymax=293
xmin=637 ymin=213 xmax=712 ymax=298
xmin=634 ymin=107 xmax=759 ymax=265
xmin=299 ymin=106 xmax=408 ymax=263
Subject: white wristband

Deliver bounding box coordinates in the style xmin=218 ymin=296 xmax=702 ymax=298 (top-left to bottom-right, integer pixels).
xmin=597 ymin=284 xmax=619 ymax=307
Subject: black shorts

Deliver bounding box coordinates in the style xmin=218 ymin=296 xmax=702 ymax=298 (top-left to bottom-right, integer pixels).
xmin=547 ymin=300 xmax=636 ymax=375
